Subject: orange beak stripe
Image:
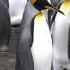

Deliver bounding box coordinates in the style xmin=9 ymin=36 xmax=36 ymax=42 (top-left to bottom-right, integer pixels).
xmin=30 ymin=0 xmax=37 ymax=5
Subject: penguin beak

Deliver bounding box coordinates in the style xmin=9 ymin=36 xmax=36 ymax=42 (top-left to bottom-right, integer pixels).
xmin=30 ymin=0 xmax=64 ymax=15
xmin=45 ymin=5 xmax=64 ymax=15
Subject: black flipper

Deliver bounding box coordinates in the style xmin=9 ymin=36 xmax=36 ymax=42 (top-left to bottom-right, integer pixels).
xmin=68 ymin=27 xmax=70 ymax=59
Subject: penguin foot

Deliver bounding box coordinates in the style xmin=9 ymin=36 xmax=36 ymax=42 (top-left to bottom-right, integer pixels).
xmin=0 ymin=45 xmax=8 ymax=52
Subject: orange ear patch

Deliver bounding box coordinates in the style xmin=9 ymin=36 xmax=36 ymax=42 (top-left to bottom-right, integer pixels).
xmin=30 ymin=0 xmax=37 ymax=5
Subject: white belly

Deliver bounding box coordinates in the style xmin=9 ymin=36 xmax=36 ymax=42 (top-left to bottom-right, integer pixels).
xmin=31 ymin=13 xmax=52 ymax=70
xmin=52 ymin=13 xmax=70 ymax=69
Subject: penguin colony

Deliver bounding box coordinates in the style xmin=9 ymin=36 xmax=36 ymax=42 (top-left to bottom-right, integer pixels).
xmin=0 ymin=0 xmax=11 ymax=51
xmin=52 ymin=0 xmax=70 ymax=70
xmin=0 ymin=0 xmax=70 ymax=70
xmin=15 ymin=0 xmax=64 ymax=70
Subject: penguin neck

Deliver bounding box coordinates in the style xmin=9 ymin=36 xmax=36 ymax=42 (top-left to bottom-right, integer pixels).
xmin=31 ymin=12 xmax=52 ymax=70
xmin=33 ymin=12 xmax=51 ymax=44
xmin=60 ymin=0 xmax=70 ymax=14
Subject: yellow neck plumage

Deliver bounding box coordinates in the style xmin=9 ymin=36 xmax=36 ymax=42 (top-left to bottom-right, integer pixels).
xmin=60 ymin=0 xmax=70 ymax=14
xmin=35 ymin=12 xmax=47 ymax=24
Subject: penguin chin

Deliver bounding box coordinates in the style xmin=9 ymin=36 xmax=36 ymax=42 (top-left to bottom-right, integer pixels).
xmin=0 ymin=45 xmax=8 ymax=52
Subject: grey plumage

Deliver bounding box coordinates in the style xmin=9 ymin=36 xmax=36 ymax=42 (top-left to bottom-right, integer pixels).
xmin=15 ymin=1 xmax=38 ymax=70
xmin=0 ymin=0 xmax=11 ymax=51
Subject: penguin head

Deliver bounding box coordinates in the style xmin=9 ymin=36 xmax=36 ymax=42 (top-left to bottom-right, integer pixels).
xmin=30 ymin=0 xmax=52 ymax=10
xmin=30 ymin=0 xmax=64 ymax=15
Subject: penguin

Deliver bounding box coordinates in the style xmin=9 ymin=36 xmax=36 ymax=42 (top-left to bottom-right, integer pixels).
xmin=31 ymin=11 xmax=52 ymax=70
xmin=0 ymin=0 xmax=11 ymax=51
xmin=52 ymin=0 xmax=70 ymax=70
xmin=15 ymin=1 xmax=38 ymax=70
xmin=15 ymin=0 xmax=64 ymax=70
xmin=30 ymin=0 xmax=64 ymax=69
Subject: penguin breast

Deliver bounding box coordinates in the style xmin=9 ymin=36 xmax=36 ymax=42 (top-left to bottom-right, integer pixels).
xmin=52 ymin=1 xmax=70 ymax=69
xmin=31 ymin=12 xmax=52 ymax=70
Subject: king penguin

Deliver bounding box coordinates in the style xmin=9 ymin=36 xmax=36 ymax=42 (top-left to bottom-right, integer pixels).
xmin=31 ymin=11 xmax=53 ymax=70
xmin=52 ymin=0 xmax=70 ymax=70
xmin=15 ymin=0 xmax=64 ymax=70
xmin=0 ymin=0 xmax=11 ymax=51
xmin=15 ymin=1 xmax=38 ymax=70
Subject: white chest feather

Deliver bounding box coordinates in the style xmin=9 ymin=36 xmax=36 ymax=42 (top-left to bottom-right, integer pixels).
xmin=31 ymin=12 xmax=52 ymax=70
xmin=52 ymin=3 xmax=70 ymax=69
